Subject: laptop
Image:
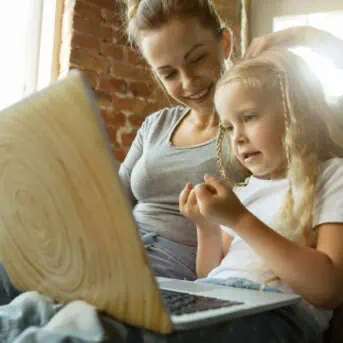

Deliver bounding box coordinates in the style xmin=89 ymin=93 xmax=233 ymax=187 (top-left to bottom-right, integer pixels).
xmin=0 ymin=70 xmax=300 ymax=334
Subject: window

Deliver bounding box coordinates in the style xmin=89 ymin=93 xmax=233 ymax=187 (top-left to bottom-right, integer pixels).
xmin=0 ymin=0 xmax=62 ymax=110
xmin=273 ymin=11 xmax=343 ymax=98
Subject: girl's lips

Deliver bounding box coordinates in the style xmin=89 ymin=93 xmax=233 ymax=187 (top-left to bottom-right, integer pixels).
xmin=244 ymin=152 xmax=261 ymax=163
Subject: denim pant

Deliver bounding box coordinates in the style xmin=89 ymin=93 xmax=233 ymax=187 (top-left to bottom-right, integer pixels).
xmin=140 ymin=230 xmax=197 ymax=281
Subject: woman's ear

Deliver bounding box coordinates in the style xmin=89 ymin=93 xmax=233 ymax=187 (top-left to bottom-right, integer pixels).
xmin=221 ymin=28 xmax=233 ymax=60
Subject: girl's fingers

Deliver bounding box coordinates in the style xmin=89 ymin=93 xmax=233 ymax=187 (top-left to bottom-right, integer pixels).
xmin=179 ymin=183 xmax=193 ymax=208
xmin=204 ymin=174 xmax=228 ymax=194
xmin=188 ymin=189 xmax=198 ymax=207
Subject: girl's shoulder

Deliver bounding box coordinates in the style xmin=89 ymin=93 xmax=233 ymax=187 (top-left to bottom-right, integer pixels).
xmin=317 ymin=158 xmax=343 ymax=190
xmin=319 ymin=158 xmax=343 ymax=179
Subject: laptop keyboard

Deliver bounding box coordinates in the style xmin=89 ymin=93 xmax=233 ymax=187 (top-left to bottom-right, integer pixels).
xmin=160 ymin=289 xmax=244 ymax=316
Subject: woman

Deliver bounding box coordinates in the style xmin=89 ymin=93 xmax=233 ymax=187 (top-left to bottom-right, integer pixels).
xmin=119 ymin=0 xmax=232 ymax=280
xmin=120 ymin=0 xmax=343 ymax=281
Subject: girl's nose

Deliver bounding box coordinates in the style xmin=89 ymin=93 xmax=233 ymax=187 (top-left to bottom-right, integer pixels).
xmin=233 ymin=127 xmax=248 ymax=144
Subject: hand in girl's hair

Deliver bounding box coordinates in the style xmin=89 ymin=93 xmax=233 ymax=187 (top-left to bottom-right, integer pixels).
xmin=193 ymin=175 xmax=247 ymax=229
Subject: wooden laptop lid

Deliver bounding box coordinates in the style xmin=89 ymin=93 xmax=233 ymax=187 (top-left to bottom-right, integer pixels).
xmin=0 ymin=71 xmax=172 ymax=334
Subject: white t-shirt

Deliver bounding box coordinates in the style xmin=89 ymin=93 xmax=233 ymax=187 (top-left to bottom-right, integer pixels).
xmin=207 ymin=158 xmax=343 ymax=330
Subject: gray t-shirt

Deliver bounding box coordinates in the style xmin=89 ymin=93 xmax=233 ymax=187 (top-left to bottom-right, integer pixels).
xmin=119 ymin=106 xmax=220 ymax=246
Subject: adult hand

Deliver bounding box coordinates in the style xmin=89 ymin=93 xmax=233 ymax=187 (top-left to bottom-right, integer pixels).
xmin=193 ymin=175 xmax=247 ymax=228
xmin=245 ymin=26 xmax=319 ymax=59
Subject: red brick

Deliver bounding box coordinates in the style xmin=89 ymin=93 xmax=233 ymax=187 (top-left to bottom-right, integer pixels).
xmin=129 ymin=81 xmax=154 ymax=98
xmin=101 ymin=44 xmax=124 ymax=61
xmin=82 ymin=69 xmax=99 ymax=88
xmin=105 ymin=125 xmax=118 ymax=142
xmin=128 ymin=114 xmax=145 ymax=128
xmin=114 ymin=148 xmax=126 ymax=162
xmin=113 ymin=31 xmax=128 ymax=46
xmin=92 ymin=0 xmax=116 ymax=11
xmin=101 ymin=9 xmax=122 ymax=27
xmin=98 ymin=77 xmax=128 ymax=94
xmin=70 ymin=48 xmax=94 ymax=69
xmin=111 ymin=63 xmax=151 ymax=82
xmin=112 ymin=94 xmax=147 ymax=113
xmin=74 ymin=1 xmax=101 ymax=22
xmin=71 ymin=32 xmax=101 ymax=52
xmin=127 ymin=48 xmax=146 ymax=67
xmin=97 ymin=78 xmax=112 ymax=93
xmin=121 ymin=132 xmax=137 ymax=146
xmin=93 ymin=55 xmax=110 ymax=73
xmin=70 ymin=49 xmax=109 ymax=74
xmin=100 ymin=108 xmax=112 ymax=122
xmin=95 ymin=90 xmax=112 ymax=108
xmin=110 ymin=78 xmax=128 ymax=94
xmin=73 ymin=15 xmax=113 ymax=40
xmin=111 ymin=140 xmax=121 ymax=149
xmin=112 ymin=112 xmax=127 ymax=127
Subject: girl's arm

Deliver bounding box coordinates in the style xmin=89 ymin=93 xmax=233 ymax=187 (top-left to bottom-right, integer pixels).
xmin=232 ymin=213 xmax=343 ymax=309
xmin=195 ymin=174 xmax=343 ymax=309
xmin=196 ymin=226 xmax=232 ymax=278
xmin=179 ymin=183 xmax=233 ymax=278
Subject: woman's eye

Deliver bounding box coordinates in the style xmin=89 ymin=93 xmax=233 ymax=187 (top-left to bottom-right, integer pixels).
xmin=191 ymin=54 xmax=206 ymax=64
xmin=164 ymin=71 xmax=177 ymax=80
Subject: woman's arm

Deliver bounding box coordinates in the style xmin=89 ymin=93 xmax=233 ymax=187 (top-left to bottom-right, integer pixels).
xmin=246 ymin=26 xmax=343 ymax=69
xmin=118 ymin=120 xmax=148 ymax=206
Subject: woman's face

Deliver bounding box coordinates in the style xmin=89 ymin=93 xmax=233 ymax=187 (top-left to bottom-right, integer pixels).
xmin=141 ymin=17 xmax=232 ymax=117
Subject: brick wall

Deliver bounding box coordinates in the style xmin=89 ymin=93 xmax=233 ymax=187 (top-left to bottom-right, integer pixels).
xmin=60 ymin=0 xmax=241 ymax=161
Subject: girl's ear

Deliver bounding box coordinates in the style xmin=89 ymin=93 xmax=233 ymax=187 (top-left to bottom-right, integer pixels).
xmin=221 ymin=28 xmax=233 ymax=60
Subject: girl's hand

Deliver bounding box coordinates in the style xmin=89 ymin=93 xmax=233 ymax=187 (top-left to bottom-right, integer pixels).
xmin=179 ymin=183 xmax=211 ymax=227
xmin=194 ymin=175 xmax=247 ymax=228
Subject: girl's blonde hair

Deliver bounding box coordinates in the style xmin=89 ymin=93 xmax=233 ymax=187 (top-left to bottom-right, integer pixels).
xmin=216 ymin=49 xmax=343 ymax=246
xmin=125 ymin=0 xmax=223 ymax=47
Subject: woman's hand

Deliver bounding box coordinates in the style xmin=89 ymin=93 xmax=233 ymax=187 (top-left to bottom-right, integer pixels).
xmin=245 ymin=26 xmax=320 ymax=58
xmin=245 ymin=26 xmax=343 ymax=68
xmin=193 ymin=175 xmax=247 ymax=229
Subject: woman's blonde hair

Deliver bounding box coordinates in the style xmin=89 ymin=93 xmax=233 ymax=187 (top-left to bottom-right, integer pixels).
xmin=125 ymin=0 xmax=223 ymax=47
xmin=216 ymin=49 xmax=343 ymax=246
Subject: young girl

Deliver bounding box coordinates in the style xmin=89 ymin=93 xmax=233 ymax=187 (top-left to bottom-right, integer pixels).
xmin=180 ymin=49 xmax=343 ymax=341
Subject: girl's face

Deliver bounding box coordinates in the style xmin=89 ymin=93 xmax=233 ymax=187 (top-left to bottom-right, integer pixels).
xmin=215 ymin=82 xmax=287 ymax=180
xmin=141 ymin=17 xmax=232 ymax=117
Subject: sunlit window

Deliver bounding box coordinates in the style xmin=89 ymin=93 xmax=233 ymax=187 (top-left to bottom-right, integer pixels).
xmin=274 ymin=11 xmax=343 ymax=98
xmin=0 ymin=0 xmax=59 ymax=110
xmin=0 ymin=1 xmax=32 ymax=110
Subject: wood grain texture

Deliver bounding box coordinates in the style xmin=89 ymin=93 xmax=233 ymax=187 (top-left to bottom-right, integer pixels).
xmin=0 ymin=71 xmax=172 ymax=334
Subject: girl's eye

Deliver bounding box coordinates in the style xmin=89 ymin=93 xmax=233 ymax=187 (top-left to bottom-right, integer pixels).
xmin=244 ymin=113 xmax=257 ymax=122
xmin=223 ymin=125 xmax=233 ymax=133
